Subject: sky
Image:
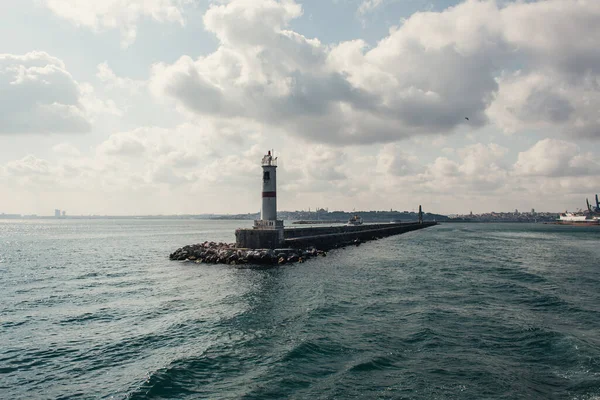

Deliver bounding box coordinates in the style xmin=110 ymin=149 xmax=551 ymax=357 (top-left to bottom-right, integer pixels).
xmin=1 ymin=0 xmax=599 ymax=216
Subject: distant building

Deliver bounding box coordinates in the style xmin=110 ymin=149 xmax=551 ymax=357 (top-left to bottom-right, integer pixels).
xmin=0 ymin=213 xmax=21 ymax=219
xmin=54 ymin=209 xmax=61 ymax=218
xmin=62 ymin=211 xmax=66 ymax=217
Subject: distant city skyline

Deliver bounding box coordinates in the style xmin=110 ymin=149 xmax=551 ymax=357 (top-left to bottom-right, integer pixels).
xmin=0 ymin=206 xmax=569 ymax=219
xmin=1 ymin=0 xmax=599 ymax=215
xmin=3 ymin=191 xmax=599 ymax=218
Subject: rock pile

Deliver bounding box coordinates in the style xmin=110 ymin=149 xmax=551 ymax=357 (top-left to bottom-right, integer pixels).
xmin=169 ymin=241 xmax=327 ymax=266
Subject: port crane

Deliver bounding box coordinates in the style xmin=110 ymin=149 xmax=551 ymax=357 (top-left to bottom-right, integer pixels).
xmin=585 ymin=194 xmax=600 ymax=214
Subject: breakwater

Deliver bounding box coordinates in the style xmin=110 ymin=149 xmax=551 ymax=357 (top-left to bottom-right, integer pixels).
xmin=236 ymin=221 xmax=437 ymax=250
xmin=283 ymin=222 xmax=437 ymax=249
xmin=170 ymin=222 xmax=437 ymax=265
xmin=292 ymin=220 xmax=344 ymax=224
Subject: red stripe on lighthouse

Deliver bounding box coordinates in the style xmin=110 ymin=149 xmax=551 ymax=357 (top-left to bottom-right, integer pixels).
xmin=262 ymin=191 xmax=277 ymax=198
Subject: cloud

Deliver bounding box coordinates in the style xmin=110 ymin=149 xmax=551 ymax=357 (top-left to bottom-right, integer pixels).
xmin=149 ymin=0 xmax=403 ymax=145
xmin=52 ymin=143 xmax=81 ymax=157
xmin=92 ymin=120 xmax=266 ymax=190
xmin=488 ymin=71 xmax=600 ymax=138
xmin=0 ymin=155 xmax=71 ymax=190
xmin=500 ymin=0 xmax=600 ymax=76
xmin=97 ymin=130 xmax=147 ymax=156
xmin=376 ymin=143 xmax=420 ymax=176
xmin=4 ymin=155 xmax=52 ymax=177
xmin=0 ymin=54 xmax=130 ymax=135
xmin=43 ymin=0 xmax=190 ymax=47
xmin=2 ymin=124 xmax=220 ymax=194
xmin=291 ymin=145 xmax=347 ymax=182
xmin=514 ymin=138 xmax=600 ymax=177
xmin=2 ymin=130 xmax=597 ymax=215
xmin=357 ymin=0 xmax=385 ymax=16
xmin=4 ymin=0 xmax=600 ymax=215
xmin=417 ymin=143 xmax=509 ymax=193
xmin=0 ymin=52 xmax=92 ymax=134
xmin=148 ymin=0 xmax=600 ymax=145
xmin=203 ymin=0 xmax=303 ymax=47
xmin=79 ymin=82 xmax=123 ymax=117
xmin=96 ymin=62 xmax=145 ymax=92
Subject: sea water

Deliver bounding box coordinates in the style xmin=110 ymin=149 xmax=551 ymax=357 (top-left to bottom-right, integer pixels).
xmin=1 ymin=220 xmax=599 ymax=399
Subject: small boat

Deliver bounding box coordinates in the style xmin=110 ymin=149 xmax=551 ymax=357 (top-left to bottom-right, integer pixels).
xmin=347 ymin=215 xmax=363 ymax=226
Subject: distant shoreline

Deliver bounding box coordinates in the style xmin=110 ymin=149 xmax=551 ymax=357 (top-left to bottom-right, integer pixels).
xmin=0 ymin=216 xmax=558 ymax=224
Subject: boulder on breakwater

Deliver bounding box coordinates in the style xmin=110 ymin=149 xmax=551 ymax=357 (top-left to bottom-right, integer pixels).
xmin=169 ymin=241 xmax=327 ymax=266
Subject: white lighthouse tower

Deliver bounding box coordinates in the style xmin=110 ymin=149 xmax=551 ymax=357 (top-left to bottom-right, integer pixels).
xmin=261 ymin=151 xmax=277 ymax=221
xmin=236 ymin=150 xmax=285 ymax=249
xmin=252 ymin=150 xmax=284 ymax=234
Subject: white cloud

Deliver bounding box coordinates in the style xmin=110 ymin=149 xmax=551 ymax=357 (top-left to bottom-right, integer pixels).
xmin=514 ymin=138 xmax=599 ymax=177
xmin=416 ymin=143 xmax=509 ymax=193
xmin=458 ymin=143 xmax=508 ymax=177
xmin=1 ymin=131 xmax=597 ymax=215
xmin=203 ymin=0 xmax=303 ymax=48
xmin=0 ymin=52 xmax=91 ymax=134
xmin=92 ymin=120 xmax=266 ymax=190
xmin=357 ymin=0 xmax=385 ymax=16
xmin=376 ymin=143 xmax=420 ymax=176
xmin=52 ymin=143 xmax=81 ymax=157
xmin=3 ymin=0 xmax=600 ymax=215
xmin=500 ymin=0 xmax=600 ymax=76
xmin=79 ymin=82 xmax=123 ymax=117
xmin=147 ymin=0 xmax=600 ymax=145
xmin=96 ymin=63 xmax=145 ymax=92
xmin=1 ymin=122 xmax=237 ymax=206
xmin=97 ymin=130 xmax=147 ymax=156
xmin=43 ymin=0 xmax=190 ymax=47
xmin=285 ymin=145 xmax=348 ymax=185
xmin=4 ymin=155 xmax=52 ymax=177
xmin=488 ymin=71 xmax=600 ymax=138
xmin=0 ymin=155 xmax=71 ymax=190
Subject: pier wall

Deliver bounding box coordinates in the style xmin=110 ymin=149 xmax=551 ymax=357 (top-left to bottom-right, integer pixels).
xmin=283 ymin=222 xmax=437 ymax=250
xmin=236 ymin=222 xmax=437 ymax=249
xmin=283 ymin=223 xmax=420 ymax=239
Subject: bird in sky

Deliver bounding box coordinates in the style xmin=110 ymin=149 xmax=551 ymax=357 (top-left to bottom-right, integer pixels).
xmin=465 ymin=117 xmax=469 ymax=121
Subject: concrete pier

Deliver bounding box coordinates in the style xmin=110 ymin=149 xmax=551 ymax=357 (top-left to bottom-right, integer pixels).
xmin=283 ymin=222 xmax=437 ymax=250
xmin=236 ymin=221 xmax=437 ymax=250
xmin=171 ymin=222 xmax=437 ymax=266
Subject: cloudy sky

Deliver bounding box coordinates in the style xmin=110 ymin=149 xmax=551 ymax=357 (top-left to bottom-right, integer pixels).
xmin=1 ymin=0 xmax=599 ymax=216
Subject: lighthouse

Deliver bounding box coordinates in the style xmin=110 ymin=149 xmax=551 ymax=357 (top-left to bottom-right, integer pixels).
xmin=261 ymin=151 xmax=277 ymax=221
xmin=235 ymin=150 xmax=284 ymax=249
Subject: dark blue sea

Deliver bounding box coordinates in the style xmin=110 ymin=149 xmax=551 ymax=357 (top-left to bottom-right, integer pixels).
xmin=1 ymin=220 xmax=599 ymax=399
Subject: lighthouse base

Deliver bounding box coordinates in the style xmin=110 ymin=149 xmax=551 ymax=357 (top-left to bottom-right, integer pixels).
xmin=235 ymin=227 xmax=284 ymax=249
xmin=236 ymin=219 xmax=285 ymax=249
